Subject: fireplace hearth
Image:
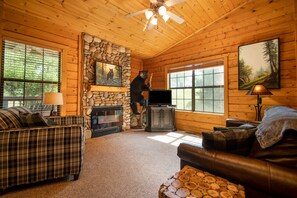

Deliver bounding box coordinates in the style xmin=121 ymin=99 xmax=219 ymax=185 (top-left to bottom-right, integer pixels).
xmin=91 ymin=106 xmax=123 ymax=138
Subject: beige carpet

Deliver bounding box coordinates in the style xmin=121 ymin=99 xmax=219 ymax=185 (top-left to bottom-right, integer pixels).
xmin=2 ymin=130 xmax=201 ymax=198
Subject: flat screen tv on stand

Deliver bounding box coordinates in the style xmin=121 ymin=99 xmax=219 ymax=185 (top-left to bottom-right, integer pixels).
xmin=148 ymin=90 xmax=172 ymax=106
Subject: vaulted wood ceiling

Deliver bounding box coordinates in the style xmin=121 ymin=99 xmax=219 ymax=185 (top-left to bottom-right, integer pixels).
xmin=3 ymin=0 xmax=249 ymax=59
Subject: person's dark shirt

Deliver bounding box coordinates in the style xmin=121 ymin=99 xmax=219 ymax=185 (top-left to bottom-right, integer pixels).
xmin=130 ymin=75 xmax=149 ymax=102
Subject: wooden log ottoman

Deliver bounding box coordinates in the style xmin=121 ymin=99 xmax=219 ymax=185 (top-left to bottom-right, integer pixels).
xmin=159 ymin=165 xmax=245 ymax=198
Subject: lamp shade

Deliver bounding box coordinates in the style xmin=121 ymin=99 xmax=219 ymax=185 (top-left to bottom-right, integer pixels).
xmin=158 ymin=6 xmax=167 ymax=16
xmin=43 ymin=92 xmax=63 ymax=105
xmin=246 ymin=84 xmax=272 ymax=96
xmin=162 ymin=14 xmax=170 ymax=22
xmin=145 ymin=10 xmax=153 ymax=19
xmin=150 ymin=16 xmax=158 ymax=25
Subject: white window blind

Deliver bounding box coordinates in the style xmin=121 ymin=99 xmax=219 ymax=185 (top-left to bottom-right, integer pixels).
xmin=1 ymin=39 xmax=61 ymax=114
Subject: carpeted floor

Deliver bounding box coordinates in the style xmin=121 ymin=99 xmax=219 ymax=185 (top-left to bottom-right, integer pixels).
xmin=2 ymin=130 xmax=201 ymax=198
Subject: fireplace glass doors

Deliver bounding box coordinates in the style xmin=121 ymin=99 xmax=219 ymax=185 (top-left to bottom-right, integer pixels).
xmin=91 ymin=106 xmax=123 ymax=138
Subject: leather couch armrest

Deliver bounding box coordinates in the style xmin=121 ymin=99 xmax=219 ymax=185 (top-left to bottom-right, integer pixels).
xmin=226 ymin=118 xmax=260 ymax=127
xmin=177 ymin=143 xmax=297 ymax=198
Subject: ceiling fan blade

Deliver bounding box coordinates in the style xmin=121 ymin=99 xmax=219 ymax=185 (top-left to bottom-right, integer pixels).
xmin=126 ymin=9 xmax=148 ymax=18
xmin=165 ymin=0 xmax=185 ymax=7
xmin=167 ymin=11 xmax=184 ymax=24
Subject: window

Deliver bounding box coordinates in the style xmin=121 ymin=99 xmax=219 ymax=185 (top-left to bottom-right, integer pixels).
xmin=0 ymin=39 xmax=61 ymax=114
xmin=170 ymin=65 xmax=224 ymax=114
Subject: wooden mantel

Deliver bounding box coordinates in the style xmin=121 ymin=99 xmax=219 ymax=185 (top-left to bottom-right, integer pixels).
xmin=88 ymin=85 xmax=128 ymax=92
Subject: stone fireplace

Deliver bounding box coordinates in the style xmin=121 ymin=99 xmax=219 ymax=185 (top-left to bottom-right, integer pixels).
xmin=82 ymin=33 xmax=131 ymax=138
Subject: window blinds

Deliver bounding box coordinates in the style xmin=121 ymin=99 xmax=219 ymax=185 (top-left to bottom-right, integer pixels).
xmin=1 ymin=39 xmax=61 ymax=110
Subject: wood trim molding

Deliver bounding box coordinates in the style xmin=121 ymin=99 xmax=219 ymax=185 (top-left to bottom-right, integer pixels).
xmin=88 ymin=85 xmax=128 ymax=92
xmin=165 ymin=54 xmax=228 ymax=70
xmin=223 ymin=55 xmax=229 ymax=119
xmin=60 ymin=48 xmax=67 ymax=116
xmin=78 ymin=33 xmax=83 ymax=115
xmin=1 ymin=30 xmax=68 ymax=51
xmin=295 ymin=0 xmax=297 ymax=86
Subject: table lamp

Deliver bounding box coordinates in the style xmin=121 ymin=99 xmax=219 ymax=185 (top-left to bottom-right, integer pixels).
xmin=43 ymin=92 xmax=63 ymax=116
xmin=246 ymin=84 xmax=272 ymax=121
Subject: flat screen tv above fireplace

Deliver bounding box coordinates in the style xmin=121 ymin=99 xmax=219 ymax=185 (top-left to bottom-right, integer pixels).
xmin=148 ymin=90 xmax=172 ymax=106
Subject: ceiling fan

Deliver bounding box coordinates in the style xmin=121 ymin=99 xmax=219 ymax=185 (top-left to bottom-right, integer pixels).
xmin=126 ymin=0 xmax=186 ymax=31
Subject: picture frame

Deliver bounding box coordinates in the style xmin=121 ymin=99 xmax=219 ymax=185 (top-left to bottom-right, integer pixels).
xmin=95 ymin=61 xmax=122 ymax=87
xmin=238 ymin=38 xmax=280 ymax=90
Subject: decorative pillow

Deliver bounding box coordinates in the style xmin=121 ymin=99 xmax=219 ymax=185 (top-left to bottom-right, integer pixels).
xmin=202 ymin=128 xmax=257 ymax=155
xmin=19 ymin=112 xmax=49 ymax=127
xmin=46 ymin=118 xmax=58 ymax=126
xmin=0 ymin=107 xmax=32 ymax=130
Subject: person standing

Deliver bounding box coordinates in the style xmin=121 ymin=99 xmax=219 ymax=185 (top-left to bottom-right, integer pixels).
xmin=130 ymin=71 xmax=150 ymax=115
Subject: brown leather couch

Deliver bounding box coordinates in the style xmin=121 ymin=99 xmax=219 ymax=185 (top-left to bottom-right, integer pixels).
xmin=177 ymin=119 xmax=297 ymax=198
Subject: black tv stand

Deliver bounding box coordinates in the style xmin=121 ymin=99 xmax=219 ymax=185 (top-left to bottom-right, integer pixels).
xmin=145 ymin=106 xmax=176 ymax=132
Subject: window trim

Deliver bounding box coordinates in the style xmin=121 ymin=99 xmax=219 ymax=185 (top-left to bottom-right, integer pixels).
xmin=166 ymin=55 xmax=229 ymax=118
xmin=170 ymin=66 xmax=224 ymax=113
xmin=0 ymin=31 xmax=68 ymax=115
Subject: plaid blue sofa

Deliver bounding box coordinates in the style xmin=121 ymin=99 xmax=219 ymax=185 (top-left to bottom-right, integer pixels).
xmin=0 ymin=107 xmax=85 ymax=191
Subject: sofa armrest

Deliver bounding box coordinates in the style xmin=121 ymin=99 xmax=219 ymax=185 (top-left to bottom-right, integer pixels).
xmin=177 ymin=143 xmax=297 ymax=198
xmin=226 ymin=118 xmax=260 ymax=127
xmin=0 ymin=125 xmax=84 ymax=189
xmin=46 ymin=115 xmax=85 ymax=127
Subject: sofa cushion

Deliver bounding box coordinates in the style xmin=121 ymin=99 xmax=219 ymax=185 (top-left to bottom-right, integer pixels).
xmin=213 ymin=124 xmax=256 ymax=132
xmin=202 ymin=128 xmax=256 ymax=155
xmin=0 ymin=107 xmax=32 ymax=130
xmin=250 ymin=129 xmax=297 ymax=168
xmin=19 ymin=112 xmax=49 ymax=127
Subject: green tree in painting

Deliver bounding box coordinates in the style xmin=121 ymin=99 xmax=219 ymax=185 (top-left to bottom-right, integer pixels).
xmin=239 ymin=58 xmax=253 ymax=86
xmin=263 ymin=40 xmax=278 ymax=82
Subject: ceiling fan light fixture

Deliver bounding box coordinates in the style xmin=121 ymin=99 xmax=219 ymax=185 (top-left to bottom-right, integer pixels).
xmin=162 ymin=14 xmax=170 ymax=22
xmin=145 ymin=10 xmax=153 ymax=19
xmin=158 ymin=6 xmax=167 ymax=16
xmin=150 ymin=16 xmax=158 ymax=25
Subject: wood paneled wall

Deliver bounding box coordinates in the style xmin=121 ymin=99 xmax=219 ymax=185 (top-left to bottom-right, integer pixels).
xmin=0 ymin=6 xmax=144 ymax=117
xmin=0 ymin=7 xmax=81 ymax=115
xmin=131 ymin=57 xmax=143 ymax=82
xmin=143 ymin=0 xmax=297 ymax=133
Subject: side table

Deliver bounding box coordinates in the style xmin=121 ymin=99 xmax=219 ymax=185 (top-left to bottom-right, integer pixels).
xmin=159 ymin=165 xmax=245 ymax=198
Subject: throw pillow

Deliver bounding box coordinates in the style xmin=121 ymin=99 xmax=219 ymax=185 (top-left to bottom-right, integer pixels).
xmin=202 ymin=128 xmax=257 ymax=155
xmin=46 ymin=118 xmax=58 ymax=126
xmin=19 ymin=112 xmax=49 ymax=127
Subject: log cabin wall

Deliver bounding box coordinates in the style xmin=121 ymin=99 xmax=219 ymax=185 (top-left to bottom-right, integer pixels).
xmin=0 ymin=7 xmax=81 ymax=116
xmin=131 ymin=57 xmax=143 ymax=81
xmin=143 ymin=0 xmax=297 ymax=133
xmin=0 ymin=6 xmax=144 ymax=118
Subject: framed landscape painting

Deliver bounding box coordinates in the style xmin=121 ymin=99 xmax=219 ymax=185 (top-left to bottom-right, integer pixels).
xmin=95 ymin=61 xmax=122 ymax=87
xmin=238 ymin=38 xmax=280 ymax=90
